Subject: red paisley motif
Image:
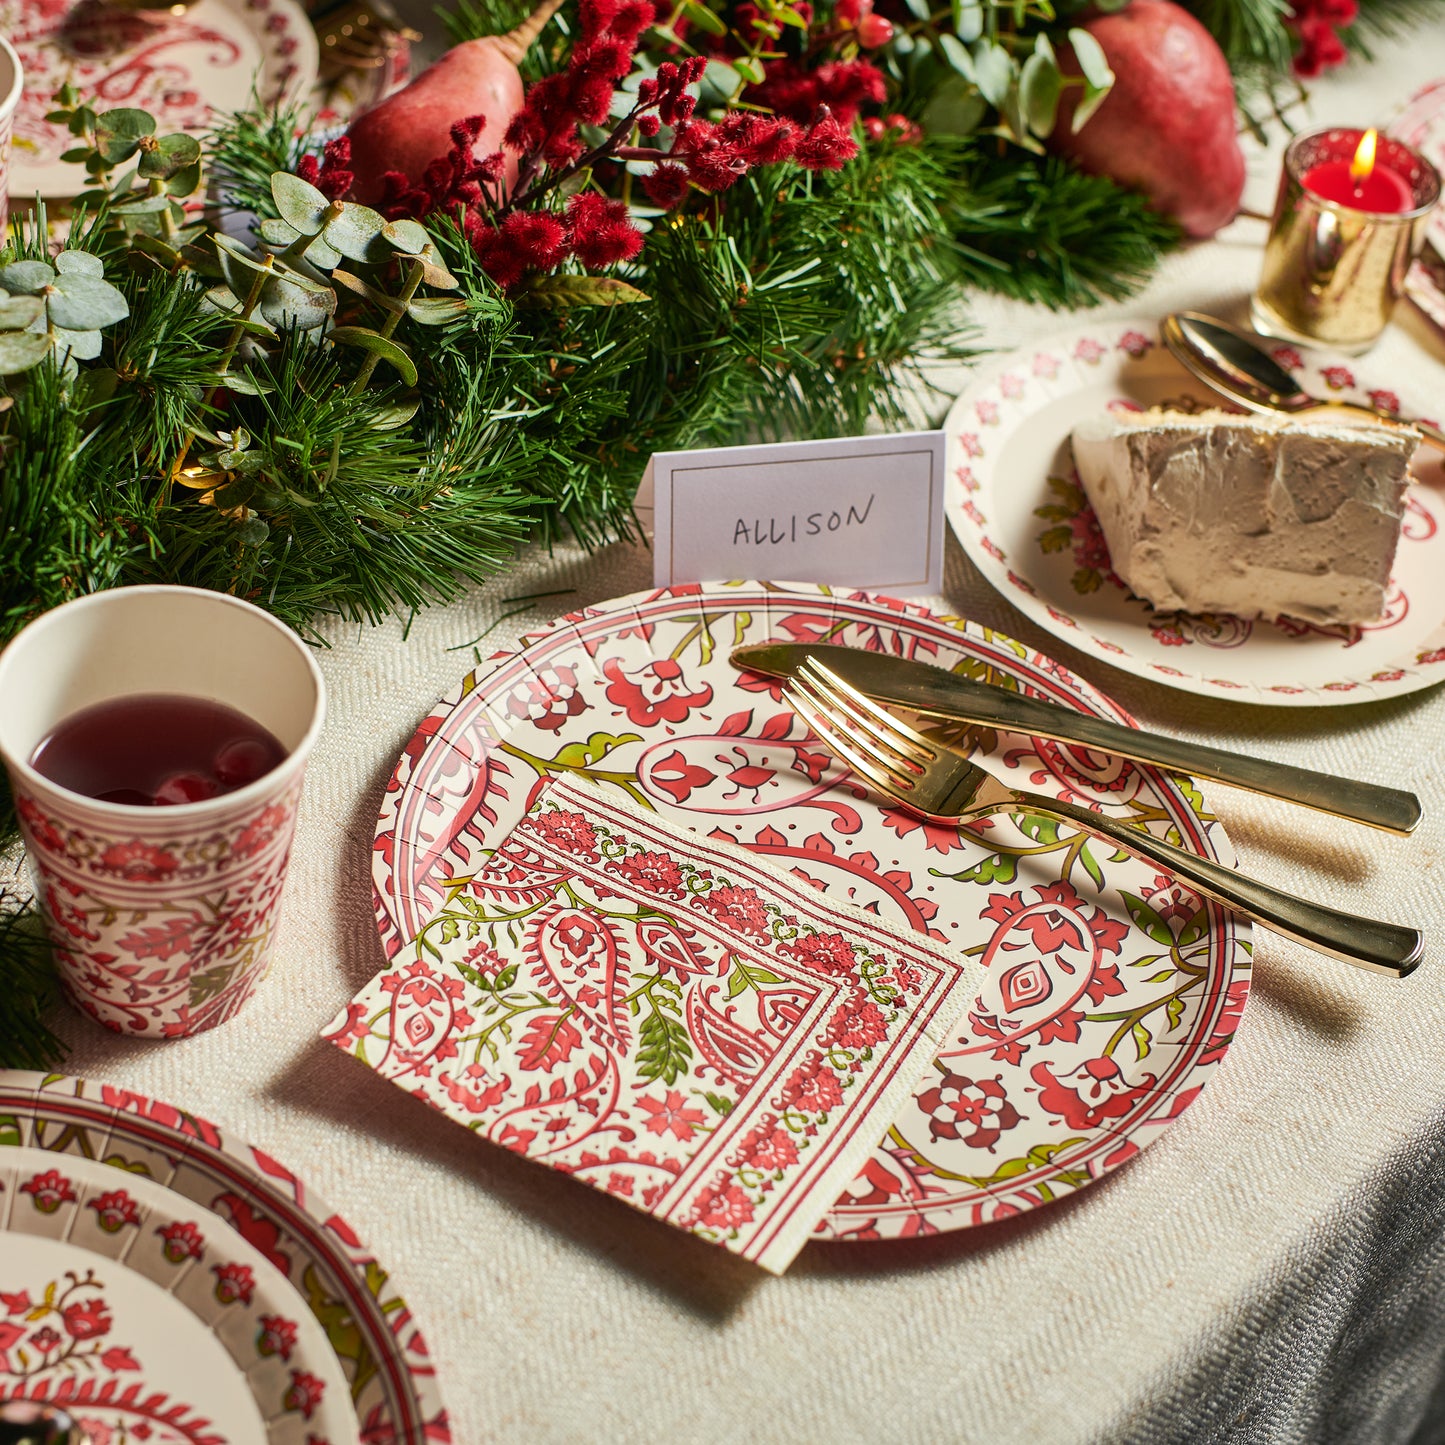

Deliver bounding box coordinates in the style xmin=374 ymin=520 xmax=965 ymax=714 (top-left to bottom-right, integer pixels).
xmin=526 ymin=906 xmax=631 ymax=1049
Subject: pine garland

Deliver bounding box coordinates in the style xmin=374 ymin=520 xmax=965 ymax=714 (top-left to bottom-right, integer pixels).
xmin=951 ymin=148 xmax=1182 ymax=310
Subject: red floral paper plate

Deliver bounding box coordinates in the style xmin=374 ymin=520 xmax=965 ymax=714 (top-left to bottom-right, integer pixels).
xmin=944 ymin=320 xmax=1445 ymax=705
xmin=0 ymin=1072 xmax=449 ymax=1441
xmin=372 ymin=583 xmax=1252 ymax=1238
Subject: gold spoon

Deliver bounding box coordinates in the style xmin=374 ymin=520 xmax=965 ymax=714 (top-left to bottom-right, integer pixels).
xmin=1162 ymin=310 xmax=1445 ymax=452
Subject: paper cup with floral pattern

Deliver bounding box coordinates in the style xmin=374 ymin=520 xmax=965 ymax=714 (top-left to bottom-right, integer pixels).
xmin=0 ymin=586 xmax=325 ymax=1037
xmin=0 ymin=35 xmax=20 ymax=239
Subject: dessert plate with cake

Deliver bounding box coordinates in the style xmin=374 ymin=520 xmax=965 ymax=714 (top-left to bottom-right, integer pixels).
xmin=944 ymin=320 xmax=1445 ymax=704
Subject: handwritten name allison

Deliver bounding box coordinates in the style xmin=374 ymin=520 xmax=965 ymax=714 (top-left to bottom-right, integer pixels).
xmin=732 ymin=494 xmax=876 ymax=545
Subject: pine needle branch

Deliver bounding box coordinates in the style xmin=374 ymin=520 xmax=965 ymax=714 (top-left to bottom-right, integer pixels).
xmin=951 ymin=148 xmax=1182 ymax=310
xmin=0 ymin=887 xmax=67 ymax=1071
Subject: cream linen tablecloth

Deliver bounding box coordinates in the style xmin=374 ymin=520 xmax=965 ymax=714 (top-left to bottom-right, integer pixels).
xmin=33 ymin=20 xmax=1445 ymax=1445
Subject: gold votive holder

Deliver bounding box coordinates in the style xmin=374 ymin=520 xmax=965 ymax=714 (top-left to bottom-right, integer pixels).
xmin=1252 ymin=127 xmax=1441 ymax=354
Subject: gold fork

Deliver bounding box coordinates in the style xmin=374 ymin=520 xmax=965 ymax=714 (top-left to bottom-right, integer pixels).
xmin=785 ymin=660 xmax=1424 ymax=979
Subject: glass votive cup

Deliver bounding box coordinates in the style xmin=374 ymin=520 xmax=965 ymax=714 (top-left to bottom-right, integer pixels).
xmin=1252 ymin=126 xmax=1441 ymax=354
xmin=0 ymin=586 xmax=325 ymax=1039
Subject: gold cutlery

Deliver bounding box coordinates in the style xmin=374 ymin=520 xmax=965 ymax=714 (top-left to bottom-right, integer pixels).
xmin=783 ymin=659 xmax=1424 ymax=978
xmin=731 ymin=642 xmax=1422 ymax=836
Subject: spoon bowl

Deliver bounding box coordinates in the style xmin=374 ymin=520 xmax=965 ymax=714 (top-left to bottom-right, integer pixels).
xmin=1162 ymin=310 xmax=1445 ymax=450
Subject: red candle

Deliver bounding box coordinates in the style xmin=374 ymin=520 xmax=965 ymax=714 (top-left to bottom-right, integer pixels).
xmin=1301 ymin=128 xmax=1414 ymax=213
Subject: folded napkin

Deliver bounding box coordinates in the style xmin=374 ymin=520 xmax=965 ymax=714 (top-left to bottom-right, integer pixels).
xmin=326 ymin=775 xmax=980 ymax=1273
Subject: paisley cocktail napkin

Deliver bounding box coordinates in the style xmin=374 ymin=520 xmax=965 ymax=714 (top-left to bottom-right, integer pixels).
xmin=326 ymin=775 xmax=980 ymax=1273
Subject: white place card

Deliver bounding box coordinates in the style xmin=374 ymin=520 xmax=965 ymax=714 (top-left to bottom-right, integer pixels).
xmin=637 ymin=431 xmax=945 ymax=595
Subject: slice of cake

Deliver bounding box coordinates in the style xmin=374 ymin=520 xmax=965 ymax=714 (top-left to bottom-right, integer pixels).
xmin=1069 ymin=409 xmax=1420 ymax=625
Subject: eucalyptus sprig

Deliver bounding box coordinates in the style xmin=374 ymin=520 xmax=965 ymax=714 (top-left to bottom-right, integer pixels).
xmin=45 ymin=88 xmax=207 ymax=259
xmin=0 ymin=252 xmax=130 ymax=376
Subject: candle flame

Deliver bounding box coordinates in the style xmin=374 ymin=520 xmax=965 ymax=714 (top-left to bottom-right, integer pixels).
xmin=1350 ymin=128 xmax=1378 ymax=184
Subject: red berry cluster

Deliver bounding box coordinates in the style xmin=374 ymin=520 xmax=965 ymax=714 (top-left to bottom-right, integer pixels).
xmin=378 ymin=0 xmax=872 ymax=294
xmin=296 ymin=137 xmax=355 ymax=202
xmin=749 ymin=58 xmax=887 ymax=126
xmin=1286 ymin=0 xmax=1357 ymax=78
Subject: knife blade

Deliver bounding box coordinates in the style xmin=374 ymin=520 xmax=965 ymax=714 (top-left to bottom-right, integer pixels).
xmin=730 ymin=642 xmax=1422 ymax=836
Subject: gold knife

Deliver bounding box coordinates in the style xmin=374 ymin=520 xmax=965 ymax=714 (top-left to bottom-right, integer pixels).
xmin=729 ymin=642 xmax=1422 ymax=836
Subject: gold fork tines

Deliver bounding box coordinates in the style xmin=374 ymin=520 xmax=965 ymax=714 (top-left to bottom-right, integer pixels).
xmin=790 ymin=666 xmax=928 ymax=788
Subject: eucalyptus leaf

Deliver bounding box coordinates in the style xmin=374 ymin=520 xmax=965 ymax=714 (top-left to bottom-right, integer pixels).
xmin=973 ymin=41 xmax=1016 ymax=109
xmin=415 ymin=249 xmax=459 ymax=291
xmin=381 ymin=218 xmax=430 ymax=255
xmin=237 ymin=515 xmax=270 ymax=548
xmin=901 ymin=0 xmax=929 ymax=20
xmin=327 ymin=325 xmax=418 ymax=384
xmin=205 ymin=292 xmax=279 ymax=337
xmin=998 ymin=90 xmax=1040 ymax=151
xmin=52 ymin=327 xmax=104 ymax=362
xmin=260 ymin=217 xmax=302 ymax=248
xmin=213 ymin=372 xmax=274 ymax=397
xmin=94 ymin=108 xmax=155 ymax=163
xmin=516 ymin=275 xmax=651 ymax=309
xmin=138 ymin=132 xmax=201 ymax=179
xmin=301 ymin=233 xmax=343 ymax=271
xmin=269 ymin=259 xmax=334 ymax=297
xmin=130 ymin=233 xmax=184 ymax=268
xmin=919 ymin=75 xmax=987 ymax=137
xmin=271 ymin=171 xmax=331 ymax=235
xmin=0 ymin=331 xmax=52 ymax=375
xmin=953 ymin=0 xmax=983 ymax=42
xmin=0 ymin=261 xmax=56 ymax=294
xmin=373 ymin=396 xmax=422 ymax=430
xmin=54 ymin=250 xmax=104 ymax=278
xmin=215 ymin=233 xmax=278 ymax=283
xmin=0 ymin=296 xmax=45 ymax=329
xmin=699 ymin=58 xmax=741 ymax=104
xmin=259 ymin=275 xmax=337 ymax=331
xmin=165 ymin=161 xmax=204 ymax=197
xmin=937 ymin=32 xmax=976 ymax=82
xmin=1073 ymin=80 xmax=1112 ymax=132
xmin=109 ymin=193 xmax=173 ymax=215
xmin=681 ymin=0 xmax=727 ymax=36
xmin=734 ymin=55 xmax=765 ymax=85
xmin=406 ymin=297 xmax=469 ymax=325
xmin=211 ymin=475 xmax=257 ymax=511
xmin=1069 ymin=27 xmax=1115 ymax=90
xmin=322 ymin=203 xmax=390 ymax=263
xmin=331 ymin=269 xmax=401 ymax=310
xmin=47 ymin=275 xmax=129 ymax=331
xmin=1019 ymin=49 xmax=1063 ymax=137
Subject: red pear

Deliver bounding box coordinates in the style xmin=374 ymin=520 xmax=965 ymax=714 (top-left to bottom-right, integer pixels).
xmin=1051 ymin=0 xmax=1246 ymax=239
xmin=344 ymin=0 xmax=564 ymax=205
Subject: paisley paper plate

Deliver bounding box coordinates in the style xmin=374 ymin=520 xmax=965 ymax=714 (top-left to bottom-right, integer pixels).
xmin=6 ymin=0 xmax=318 ymax=199
xmin=1390 ymin=78 xmax=1445 ymax=257
xmin=944 ymin=320 xmax=1445 ymax=705
xmin=0 ymin=1072 xmax=449 ymax=1441
xmin=372 ymin=582 xmax=1252 ymax=1238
